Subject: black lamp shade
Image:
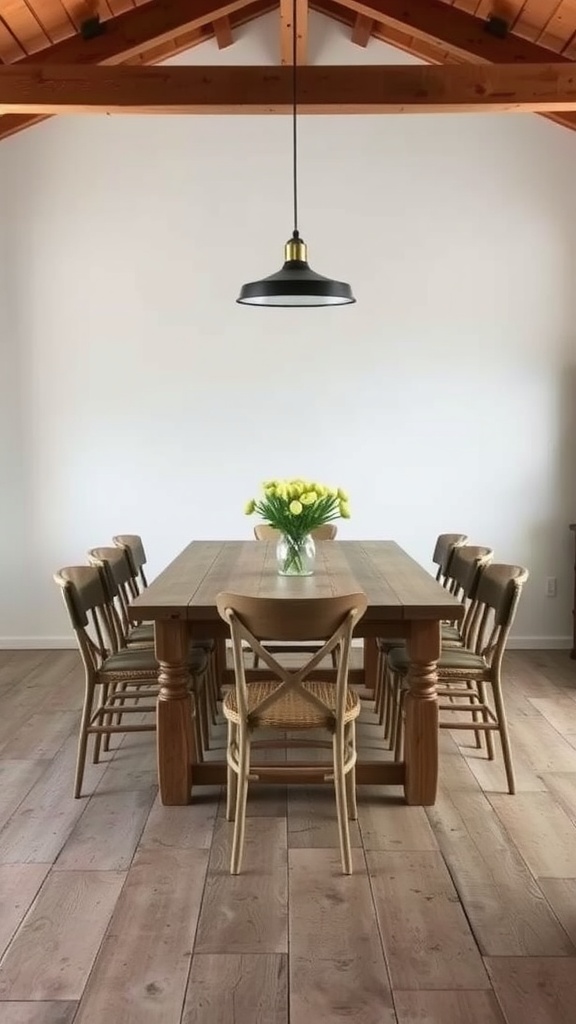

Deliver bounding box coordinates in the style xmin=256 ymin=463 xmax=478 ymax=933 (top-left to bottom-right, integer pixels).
xmin=237 ymin=235 xmax=355 ymax=307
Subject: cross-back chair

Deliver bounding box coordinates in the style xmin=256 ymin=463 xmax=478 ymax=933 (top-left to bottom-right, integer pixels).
xmin=387 ymin=563 xmax=529 ymax=794
xmin=217 ymin=591 xmax=367 ymax=875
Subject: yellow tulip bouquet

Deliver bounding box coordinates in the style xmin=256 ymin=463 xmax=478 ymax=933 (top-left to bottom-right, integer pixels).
xmin=245 ymin=478 xmax=350 ymax=575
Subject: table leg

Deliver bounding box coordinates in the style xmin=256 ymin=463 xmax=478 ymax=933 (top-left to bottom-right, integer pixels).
xmin=363 ymin=637 xmax=378 ymax=693
xmin=404 ymin=619 xmax=440 ymax=805
xmin=155 ymin=619 xmax=195 ymax=805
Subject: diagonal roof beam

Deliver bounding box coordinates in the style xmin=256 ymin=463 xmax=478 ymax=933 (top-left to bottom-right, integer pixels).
xmin=338 ymin=0 xmax=572 ymax=64
xmin=334 ymin=0 xmax=576 ymax=130
xmin=11 ymin=0 xmax=258 ymax=67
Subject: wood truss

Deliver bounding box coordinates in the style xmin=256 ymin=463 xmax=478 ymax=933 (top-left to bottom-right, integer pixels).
xmin=1 ymin=0 xmax=576 ymax=140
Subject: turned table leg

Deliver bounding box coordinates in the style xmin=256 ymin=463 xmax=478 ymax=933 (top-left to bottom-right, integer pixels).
xmin=404 ymin=619 xmax=440 ymax=805
xmin=155 ymin=619 xmax=195 ymax=805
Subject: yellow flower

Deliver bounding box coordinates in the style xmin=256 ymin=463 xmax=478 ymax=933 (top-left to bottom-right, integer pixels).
xmin=337 ymin=488 xmax=349 ymax=502
xmin=244 ymin=499 xmax=256 ymax=515
xmin=326 ymin=486 xmax=338 ymax=498
xmin=314 ymin=484 xmax=325 ymax=497
xmin=301 ymin=491 xmax=318 ymax=506
xmin=289 ymin=481 xmax=303 ymax=499
xmin=276 ymin=483 xmax=289 ymax=500
xmin=289 ymin=500 xmax=303 ymax=515
xmin=340 ymin=502 xmax=351 ymax=519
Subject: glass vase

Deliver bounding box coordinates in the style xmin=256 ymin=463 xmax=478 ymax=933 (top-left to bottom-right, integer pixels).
xmin=276 ymin=533 xmax=316 ymax=576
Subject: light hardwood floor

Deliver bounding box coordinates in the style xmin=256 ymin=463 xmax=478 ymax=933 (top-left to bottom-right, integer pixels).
xmin=1 ymin=649 xmax=576 ymax=1023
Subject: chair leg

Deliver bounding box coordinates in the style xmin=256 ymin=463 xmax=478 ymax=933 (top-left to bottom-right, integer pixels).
xmin=491 ymin=676 xmax=516 ymax=795
xmin=477 ymin=680 xmax=495 ymax=759
xmin=226 ymin=722 xmax=238 ymax=821
xmin=93 ymin=682 xmax=110 ymax=762
xmin=465 ymin=679 xmax=483 ymax=749
xmin=333 ymin=728 xmax=352 ymax=875
xmin=389 ymin=673 xmax=403 ymax=753
xmin=191 ymin=689 xmax=204 ymax=762
xmin=230 ymin=729 xmax=251 ymax=874
xmin=344 ymin=721 xmax=358 ymax=821
xmin=374 ymin=647 xmax=383 ymax=716
xmin=394 ymin=687 xmax=406 ymax=761
xmin=74 ymin=678 xmax=95 ymax=798
xmin=383 ymin=663 xmax=396 ymax=739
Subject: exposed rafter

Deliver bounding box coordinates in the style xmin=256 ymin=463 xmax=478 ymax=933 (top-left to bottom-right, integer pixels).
xmin=338 ymin=0 xmax=573 ymax=64
xmin=2 ymin=62 xmax=576 ymax=115
xmin=280 ymin=0 xmax=308 ymax=64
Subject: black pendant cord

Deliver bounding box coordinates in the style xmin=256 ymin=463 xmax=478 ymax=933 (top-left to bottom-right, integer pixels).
xmin=292 ymin=0 xmax=298 ymax=238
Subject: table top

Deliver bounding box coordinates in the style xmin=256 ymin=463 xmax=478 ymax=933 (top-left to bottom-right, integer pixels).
xmin=129 ymin=540 xmax=464 ymax=625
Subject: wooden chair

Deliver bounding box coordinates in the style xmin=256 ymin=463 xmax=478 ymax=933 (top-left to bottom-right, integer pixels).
xmin=87 ymin=546 xmax=214 ymax=754
xmin=437 ymin=544 xmax=494 ymax=648
xmin=88 ymin=546 xmax=154 ymax=647
xmin=54 ymin=565 xmax=162 ymax=797
xmin=253 ymin=523 xmax=338 ymax=668
xmin=112 ymin=534 xmax=148 ymax=596
xmin=386 ymin=563 xmax=529 ymax=793
xmin=216 ymin=592 xmax=367 ymax=875
xmin=432 ymin=532 xmax=469 ymax=589
xmin=374 ymin=533 xmax=474 ymax=728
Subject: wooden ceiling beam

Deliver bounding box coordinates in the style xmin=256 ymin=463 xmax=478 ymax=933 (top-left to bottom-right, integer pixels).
xmin=351 ymin=13 xmax=374 ymax=47
xmin=280 ymin=0 xmax=308 ymax=64
xmin=2 ymin=62 xmax=576 ymax=114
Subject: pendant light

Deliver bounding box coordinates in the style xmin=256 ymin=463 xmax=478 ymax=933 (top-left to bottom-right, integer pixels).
xmin=237 ymin=0 xmax=355 ymax=307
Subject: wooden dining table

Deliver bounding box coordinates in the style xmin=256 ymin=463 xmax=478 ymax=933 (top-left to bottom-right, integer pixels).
xmin=129 ymin=540 xmax=464 ymax=807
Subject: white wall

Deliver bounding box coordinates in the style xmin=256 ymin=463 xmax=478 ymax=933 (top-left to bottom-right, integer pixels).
xmin=1 ymin=11 xmax=576 ymax=647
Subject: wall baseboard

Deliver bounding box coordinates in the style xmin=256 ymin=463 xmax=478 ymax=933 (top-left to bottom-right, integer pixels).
xmin=0 ymin=637 xmax=76 ymax=650
xmin=507 ymin=636 xmax=572 ymax=651
xmin=0 ymin=635 xmax=572 ymax=651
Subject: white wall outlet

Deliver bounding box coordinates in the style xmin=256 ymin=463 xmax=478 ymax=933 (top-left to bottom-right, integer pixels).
xmin=546 ymin=577 xmax=557 ymax=598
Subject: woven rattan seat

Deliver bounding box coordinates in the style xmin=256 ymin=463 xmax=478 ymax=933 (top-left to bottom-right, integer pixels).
xmin=224 ymin=679 xmax=360 ymax=730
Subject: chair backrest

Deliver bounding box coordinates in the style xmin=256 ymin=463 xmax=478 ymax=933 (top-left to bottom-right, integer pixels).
xmin=112 ymin=534 xmax=148 ymax=594
xmin=87 ymin=546 xmax=135 ymax=642
xmin=254 ymin=524 xmax=338 ymax=541
xmin=217 ymin=592 xmax=367 ymax=725
xmin=54 ymin=565 xmax=118 ymax=671
xmin=471 ymin=564 xmax=529 ymax=670
xmin=432 ymin=533 xmax=468 ymax=588
xmin=447 ymin=545 xmax=493 ymax=645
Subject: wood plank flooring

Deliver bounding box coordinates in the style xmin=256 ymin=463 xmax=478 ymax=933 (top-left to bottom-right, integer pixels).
xmin=0 ymin=649 xmax=576 ymax=1022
